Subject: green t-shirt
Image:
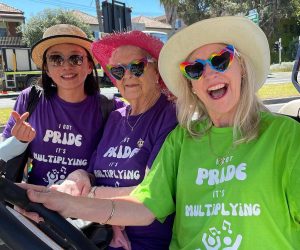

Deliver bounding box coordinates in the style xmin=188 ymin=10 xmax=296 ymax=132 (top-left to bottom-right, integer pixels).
xmin=131 ymin=112 xmax=300 ymax=250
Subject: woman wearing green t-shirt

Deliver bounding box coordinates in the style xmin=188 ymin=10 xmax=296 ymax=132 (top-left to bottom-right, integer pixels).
xmin=20 ymin=16 xmax=300 ymax=249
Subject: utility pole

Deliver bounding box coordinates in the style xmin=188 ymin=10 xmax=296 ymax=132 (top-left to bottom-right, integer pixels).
xmin=279 ymin=37 xmax=282 ymax=65
xmin=95 ymin=0 xmax=103 ymax=33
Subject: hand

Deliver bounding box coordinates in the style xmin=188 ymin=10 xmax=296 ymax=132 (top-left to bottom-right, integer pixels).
xmin=11 ymin=111 xmax=36 ymax=143
xmin=50 ymin=169 xmax=92 ymax=197
xmin=18 ymin=183 xmax=72 ymax=218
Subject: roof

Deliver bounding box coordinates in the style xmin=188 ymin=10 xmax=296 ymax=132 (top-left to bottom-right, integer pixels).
xmin=154 ymin=15 xmax=166 ymax=22
xmin=0 ymin=3 xmax=24 ymax=19
xmin=0 ymin=3 xmax=23 ymax=13
xmin=132 ymin=16 xmax=171 ymax=29
xmin=71 ymin=10 xmax=98 ymax=25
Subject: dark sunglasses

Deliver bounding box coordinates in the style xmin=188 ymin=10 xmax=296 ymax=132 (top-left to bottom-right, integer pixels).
xmin=180 ymin=45 xmax=235 ymax=80
xmin=46 ymin=54 xmax=87 ymax=67
xmin=107 ymin=57 xmax=153 ymax=81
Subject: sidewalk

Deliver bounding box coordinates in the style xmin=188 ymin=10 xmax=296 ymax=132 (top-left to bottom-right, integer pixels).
xmin=0 ymin=91 xmax=20 ymax=99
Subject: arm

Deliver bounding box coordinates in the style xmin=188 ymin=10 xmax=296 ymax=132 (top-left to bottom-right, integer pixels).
xmin=20 ymin=183 xmax=155 ymax=226
xmin=0 ymin=137 xmax=28 ymax=162
xmin=90 ymin=185 xmax=135 ymax=199
xmin=53 ymin=169 xmax=135 ymax=198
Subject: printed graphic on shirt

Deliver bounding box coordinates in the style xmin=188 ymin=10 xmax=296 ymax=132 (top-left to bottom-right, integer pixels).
xmin=32 ymin=123 xmax=88 ymax=186
xmin=195 ymin=220 xmax=242 ymax=250
xmin=94 ymin=136 xmax=145 ymax=187
xmin=189 ymin=155 xmax=260 ymax=249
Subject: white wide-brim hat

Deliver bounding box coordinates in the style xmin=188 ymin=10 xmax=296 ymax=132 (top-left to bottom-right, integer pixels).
xmin=159 ymin=16 xmax=270 ymax=97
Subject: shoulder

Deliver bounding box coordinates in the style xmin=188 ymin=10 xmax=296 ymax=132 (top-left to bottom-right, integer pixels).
xmin=260 ymin=111 xmax=300 ymax=137
xmin=152 ymin=94 xmax=176 ymax=118
xmin=260 ymin=111 xmax=300 ymax=128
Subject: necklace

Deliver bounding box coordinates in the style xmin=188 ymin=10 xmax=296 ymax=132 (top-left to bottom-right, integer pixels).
xmin=126 ymin=92 xmax=161 ymax=131
xmin=126 ymin=107 xmax=145 ymax=131
xmin=208 ymin=131 xmax=235 ymax=167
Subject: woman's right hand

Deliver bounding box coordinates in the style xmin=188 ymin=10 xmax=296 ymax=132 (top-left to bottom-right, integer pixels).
xmin=51 ymin=169 xmax=92 ymax=197
xmin=11 ymin=111 xmax=36 ymax=143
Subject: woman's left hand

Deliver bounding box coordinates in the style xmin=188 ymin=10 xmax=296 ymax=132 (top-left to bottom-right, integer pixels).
xmin=50 ymin=169 xmax=91 ymax=196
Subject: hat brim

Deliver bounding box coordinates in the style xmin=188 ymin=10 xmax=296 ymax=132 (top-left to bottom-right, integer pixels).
xmin=31 ymin=35 xmax=96 ymax=68
xmin=158 ymin=16 xmax=270 ymax=97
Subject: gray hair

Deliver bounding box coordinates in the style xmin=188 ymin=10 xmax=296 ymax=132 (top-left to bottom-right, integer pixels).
xmin=176 ymin=50 xmax=268 ymax=144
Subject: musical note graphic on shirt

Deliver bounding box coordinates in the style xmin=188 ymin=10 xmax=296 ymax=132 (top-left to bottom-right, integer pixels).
xmin=209 ymin=227 xmax=221 ymax=236
xmin=222 ymin=220 xmax=232 ymax=234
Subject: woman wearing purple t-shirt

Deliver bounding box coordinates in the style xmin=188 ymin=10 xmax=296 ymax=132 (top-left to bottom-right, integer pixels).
xmin=2 ymin=24 xmax=109 ymax=186
xmin=56 ymin=31 xmax=178 ymax=250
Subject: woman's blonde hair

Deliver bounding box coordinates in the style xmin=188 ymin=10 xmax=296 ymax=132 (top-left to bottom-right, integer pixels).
xmin=176 ymin=48 xmax=268 ymax=144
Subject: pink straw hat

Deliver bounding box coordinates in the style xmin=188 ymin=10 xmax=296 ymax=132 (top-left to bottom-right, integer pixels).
xmin=92 ymin=30 xmax=171 ymax=96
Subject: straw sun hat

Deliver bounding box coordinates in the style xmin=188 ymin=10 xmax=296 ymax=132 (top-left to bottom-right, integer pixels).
xmin=31 ymin=24 xmax=95 ymax=68
xmin=158 ymin=16 xmax=270 ymax=97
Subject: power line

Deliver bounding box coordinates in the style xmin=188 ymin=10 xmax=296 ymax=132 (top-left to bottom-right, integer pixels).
xmin=27 ymin=0 xmax=96 ymax=12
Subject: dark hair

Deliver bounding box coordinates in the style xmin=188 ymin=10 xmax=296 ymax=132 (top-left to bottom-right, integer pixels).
xmin=38 ymin=48 xmax=99 ymax=98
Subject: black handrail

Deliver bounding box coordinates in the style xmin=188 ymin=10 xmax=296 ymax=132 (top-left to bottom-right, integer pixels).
xmin=292 ymin=43 xmax=300 ymax=93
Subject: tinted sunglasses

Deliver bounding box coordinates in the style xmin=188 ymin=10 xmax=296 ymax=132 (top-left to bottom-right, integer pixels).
xmin=180 ymin=45 xmax=235 ymax=80
xmin=47 ymin=54 xmax=87 ymax=67
xmin=107 ymin=57 xmax=153 ymax=81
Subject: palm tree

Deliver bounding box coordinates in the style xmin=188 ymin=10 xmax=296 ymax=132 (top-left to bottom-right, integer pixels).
xmin=160 ymin=0 xmax=179 ymax=36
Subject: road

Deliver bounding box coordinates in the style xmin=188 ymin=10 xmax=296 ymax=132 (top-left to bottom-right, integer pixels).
xmin=0 ymin=75 xmax=297 ymax=113
xmin=0 ymin=94 xmax=290 ymax=113
xmin=0 ymin=87 xmax=119 ymax=109
xmin=265 ymin=72 xmax=292 ymax=84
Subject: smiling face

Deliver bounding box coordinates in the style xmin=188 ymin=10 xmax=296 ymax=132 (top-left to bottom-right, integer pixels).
xmin=109 ymin=45 xmax=160 ymax=105
xmin=189 ymin=43 xmax=242 ymax=127
xmin=46 ymin=43 xmax=93 ymax=95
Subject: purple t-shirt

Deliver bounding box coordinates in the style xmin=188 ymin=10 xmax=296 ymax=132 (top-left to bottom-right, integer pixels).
xmin=89 ymin=94 xmax=178 ymax=250
xmin=3 ymin=87 xmax=104 ymax=186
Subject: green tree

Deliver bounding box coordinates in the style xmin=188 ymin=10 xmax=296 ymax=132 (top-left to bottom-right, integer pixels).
xmin=177 ymin=0 xmax=250 ymax=25
xmin=17 ymin=9 xmax=93 ymax=47
xmin=160 ymin=0 xmax=180 ymax=36
xmin=176 ymin=0 xmax=300 ymax=62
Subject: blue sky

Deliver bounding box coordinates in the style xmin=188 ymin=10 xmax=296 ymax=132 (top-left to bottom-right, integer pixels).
xmin=6 ymin=0 xmax=165 ymax=20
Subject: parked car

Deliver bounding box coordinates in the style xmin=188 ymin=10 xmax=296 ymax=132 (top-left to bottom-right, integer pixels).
xmin=142 ymin=30 xmax=168 ymax=43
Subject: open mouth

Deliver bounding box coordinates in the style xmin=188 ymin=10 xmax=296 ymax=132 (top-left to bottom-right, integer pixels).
xmin=207 ymin=83 xmax=228 ymax=99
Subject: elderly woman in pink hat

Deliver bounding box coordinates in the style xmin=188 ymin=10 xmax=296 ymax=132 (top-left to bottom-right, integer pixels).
xmin=21 ymin=16 xmax=300 ymax=249
xmin=51 ymin=31 xmax=178 ymax=249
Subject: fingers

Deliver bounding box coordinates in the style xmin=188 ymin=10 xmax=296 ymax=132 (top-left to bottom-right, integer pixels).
xmin=11 ymin=111 xmax=21 ymax=122
xmin=27 ymin=189 xmax=50 ymax=204
xmin=81 ymin=183 xmax=92 ymax=197
xmin=15 ymin=205 xmax=44 ymax=223
xmin=19 ymin=112 xmax=30 ymax=122
xmin=18 ymin=182 xmax=48 ymax=192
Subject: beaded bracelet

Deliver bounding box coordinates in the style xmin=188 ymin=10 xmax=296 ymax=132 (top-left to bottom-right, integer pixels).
xmin=100 ymin=199 xmax=115 ymax=225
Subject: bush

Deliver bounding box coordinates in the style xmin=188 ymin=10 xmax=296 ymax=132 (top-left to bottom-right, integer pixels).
xmin=270 ymin=61 xmax=294 ymax=72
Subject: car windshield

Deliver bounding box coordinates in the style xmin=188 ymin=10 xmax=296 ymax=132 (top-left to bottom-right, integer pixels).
xmin=144 ymin=31 xmax=168 ymax=43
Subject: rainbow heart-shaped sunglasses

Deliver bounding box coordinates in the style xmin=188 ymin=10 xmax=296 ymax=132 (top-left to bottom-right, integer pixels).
xmin=180 ymin=45 xmax=235 ymax=80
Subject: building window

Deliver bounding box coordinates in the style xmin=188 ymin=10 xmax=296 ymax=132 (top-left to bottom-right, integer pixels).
xmin=0 ymin=28 xmax=7 ymax=37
